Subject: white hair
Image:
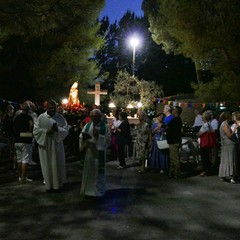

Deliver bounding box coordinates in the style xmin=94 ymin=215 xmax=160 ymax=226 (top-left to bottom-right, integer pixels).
xmin=90 ymin=109 xmax=101 ymax=116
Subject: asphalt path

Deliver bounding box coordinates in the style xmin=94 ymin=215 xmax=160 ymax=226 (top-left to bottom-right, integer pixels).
xmin=0 ymin=158 xmax=240 ymax=240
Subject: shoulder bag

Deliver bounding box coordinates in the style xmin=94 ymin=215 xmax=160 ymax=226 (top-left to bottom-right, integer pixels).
xmin=199 ymin=130 xmax=216 ymax=149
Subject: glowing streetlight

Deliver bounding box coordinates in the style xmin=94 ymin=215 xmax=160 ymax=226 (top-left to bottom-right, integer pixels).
xmin=137 ymin=102 xmax=142 ymax=108
xmin=130 ymin=37 xmax=140 ymax=76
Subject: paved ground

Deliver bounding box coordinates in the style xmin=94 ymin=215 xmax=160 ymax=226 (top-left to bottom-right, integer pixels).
xmin=0 ymin=157 xmax=240 ymax=240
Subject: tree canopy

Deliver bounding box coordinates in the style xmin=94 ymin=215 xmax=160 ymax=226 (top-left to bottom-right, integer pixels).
xmin=110 ymin=69 xmax=163 ymax=109
xmin=0 ymin=0 xmax=105 ymax=102
xmin=142 ymin=0 xmax=240 ymax=101
xmin=97 ymin=11 xmax=196 ymax=97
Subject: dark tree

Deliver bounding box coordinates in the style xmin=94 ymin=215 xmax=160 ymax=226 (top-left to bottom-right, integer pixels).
xmin=0 ymin=0 xmax=105 ymax=102
xmin=142 ymin=0 xmax=240 ymax=101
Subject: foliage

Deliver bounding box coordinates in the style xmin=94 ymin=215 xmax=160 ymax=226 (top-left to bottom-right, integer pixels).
xmin=110 ymin=70 xmax=163 ymax=109
xmin=0 ymin=0 xmax=105 ymax=102
xmin=142 ymin=0 xmax=240 ymax=101
xmin=192 ymin=72 xmax=240 ymax=102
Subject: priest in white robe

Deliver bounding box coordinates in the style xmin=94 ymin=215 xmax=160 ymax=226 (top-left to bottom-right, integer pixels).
xmin=33 ymin=100 xmax=69 ymax=191
xmin=79 ymin=109 xmax=111 ymax=197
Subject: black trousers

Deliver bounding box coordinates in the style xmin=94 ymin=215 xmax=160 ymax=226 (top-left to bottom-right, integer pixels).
xmin=200 ymin=148 xmax=211 ymax=173
xmin=118 ymin=144 xmax=126 ymax=167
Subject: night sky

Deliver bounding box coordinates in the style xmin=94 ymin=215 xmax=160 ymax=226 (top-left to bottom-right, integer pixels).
xmin=99 ymin=0 xmax=143 ymax=23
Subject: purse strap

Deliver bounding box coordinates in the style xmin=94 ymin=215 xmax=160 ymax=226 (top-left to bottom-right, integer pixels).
xmin=207 ymin=123 xmax=213 ymax=132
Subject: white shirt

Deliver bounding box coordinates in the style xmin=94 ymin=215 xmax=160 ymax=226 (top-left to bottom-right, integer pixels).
xmin=210 ymin=119 xmax=219 ymax=130
xmin=193 ymin=114 xmax=204 ymax=127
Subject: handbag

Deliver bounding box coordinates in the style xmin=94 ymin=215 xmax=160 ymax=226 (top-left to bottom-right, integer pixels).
xmin=199 ymin=131 xmax=216 ymax=148
xmin=157 ymin=140 xmax=169 ymax=150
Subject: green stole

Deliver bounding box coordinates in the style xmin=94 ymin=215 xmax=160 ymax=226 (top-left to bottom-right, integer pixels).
xmin=84 ymin=121 xmax=106 ymax=174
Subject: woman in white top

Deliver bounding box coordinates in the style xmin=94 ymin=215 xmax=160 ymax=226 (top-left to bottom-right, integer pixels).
xmin=197 ymin=111 xmax=213 ymax=176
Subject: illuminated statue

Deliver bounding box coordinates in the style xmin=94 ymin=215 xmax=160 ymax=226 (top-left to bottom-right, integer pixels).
xmin=68 ymin=82 xmax=80 ymax=106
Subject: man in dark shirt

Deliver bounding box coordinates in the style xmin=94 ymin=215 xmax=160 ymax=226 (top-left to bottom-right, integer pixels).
xmin=13 ymin=102 xmax=34 ymax=182
xmin=166 ymin=106 xmax=183 ymax=178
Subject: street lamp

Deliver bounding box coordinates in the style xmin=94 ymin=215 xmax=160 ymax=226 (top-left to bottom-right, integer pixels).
xmin=137 ymin=102 xmax=142 ymax=108
xmin=130 ymin=37 xmax=140 ymax=76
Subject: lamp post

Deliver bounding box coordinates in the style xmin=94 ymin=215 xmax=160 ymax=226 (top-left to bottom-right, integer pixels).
xmin=130 ymin=37 xmax=140 ymax=76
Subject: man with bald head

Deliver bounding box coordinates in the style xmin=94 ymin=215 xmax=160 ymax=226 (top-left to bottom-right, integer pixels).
xmin=33 ymin=100 xmax=69 ymax=192
xmin=79 ymin=109 xmax=111 ymax=198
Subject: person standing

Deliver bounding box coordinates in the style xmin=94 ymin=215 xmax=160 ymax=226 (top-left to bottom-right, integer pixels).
xmin=109 ymin=109 xmax=122 ymax=161
xmin=79 ymin=109 xmax=111 ymax=197
xmin=115 ymin=112 xmax=132 ymax=169
xmin=13 ymin=102 xmax=34 ymax=182
xmin=166 ymin=106 xmax=183 ymax=179
xmin=149 ymin=112 xmax=169 ymax=173
xmin=163 ymin=105 xmax=173 ymax=125
xmin=210 ymin=110 xmax=220 ymax=170
xmin=135 ymin=111 xmax=151 ymax=173
xmin=33 ymin=100 xmax=69 ymax=192
xmin=218 ymin=111 xmax=239 ymax=183
xmin=2 ymin=104 xmax=17 ymax=175
xmin=197 ymin=111 xmax=214 ymax=177
xmin=14 ymin=100 xmax=38 ymax=166
xmin=193 ymin=109 xmax=204 ymax=132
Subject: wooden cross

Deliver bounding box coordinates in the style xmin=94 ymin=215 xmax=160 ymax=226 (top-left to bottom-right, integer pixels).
xmin=87 ymin=82 xmax=107 ymax=106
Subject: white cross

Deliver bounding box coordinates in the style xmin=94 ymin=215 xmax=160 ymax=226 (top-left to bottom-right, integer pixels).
xmin=87 ymin=82 xmax=107 ymax=106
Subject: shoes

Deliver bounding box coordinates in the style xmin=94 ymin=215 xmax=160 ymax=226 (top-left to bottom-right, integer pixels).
xmin=19 ymin=177 xmax=33 ymax=182
xmin=137 ymin=170 xmax=145 ymax=174
xmin=159 ymin=170 xmax=164 ymax=174
xmin=230 ymin=179 xmax=237 ymax=184
xmin=116 ymin=165 xmax=126 ymax=169
xmin=199 ymin=172 xmax=207 ymax=177
xmin=220 ymin=177 xmax=228 ymax=182
xmin=28 ymin=161 xmax=37 ymax=165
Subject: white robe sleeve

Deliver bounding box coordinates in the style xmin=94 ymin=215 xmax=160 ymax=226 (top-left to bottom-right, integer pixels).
xmin=55 ymin=115 xmax=69 ymax=143
xmin=33 ymin=116 xmax=48 ymax=147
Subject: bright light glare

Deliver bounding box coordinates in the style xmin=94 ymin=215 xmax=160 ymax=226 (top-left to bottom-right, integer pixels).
xmin=130 ymin=37 xmax=140 ymax=47
xmin=137 ymin=102 xmax=142 ymax=108
xmin=62 ymin=98 xmax=68 ymax=104
xmin=127 ymin=104 xmax=134 ymax=109
xmin=108 ymin=102 xmax=116 ymax=108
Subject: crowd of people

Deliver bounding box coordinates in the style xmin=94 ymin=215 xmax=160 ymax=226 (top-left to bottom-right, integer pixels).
xmin=1 ymin=100 xmax=240 ymax=198
xmin=108 ymin=105 xmax=240 ymax=184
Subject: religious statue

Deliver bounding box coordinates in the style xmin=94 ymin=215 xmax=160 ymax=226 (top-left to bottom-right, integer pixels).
xmin=68 ymin=82 xmax=79 ymax=106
